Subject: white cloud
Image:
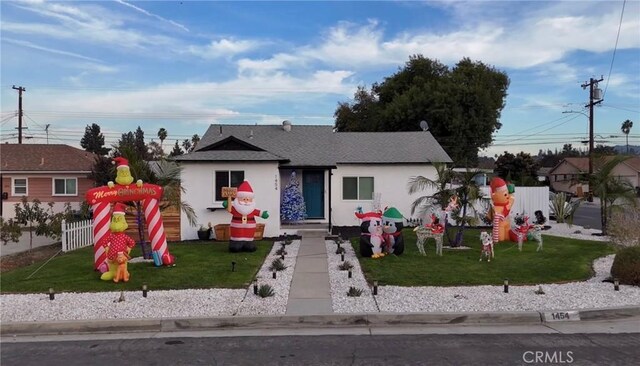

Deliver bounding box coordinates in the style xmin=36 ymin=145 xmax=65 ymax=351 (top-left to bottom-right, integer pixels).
xmin=115 ymin=0 xmax=189 ymax=32
xmin=188 ymin=38 xmax=260 ymax=59
xmin=8 ymin=1 xmax=176 ymax=50
xmin=237 ymin=53 xmax=303 ymax=75
xmin=3 ymin=37 xmax=103 ymax=62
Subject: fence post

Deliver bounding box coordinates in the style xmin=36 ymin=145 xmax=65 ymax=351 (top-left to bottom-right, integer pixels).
xmin=61 ymin=219 xmax=68 ymax=252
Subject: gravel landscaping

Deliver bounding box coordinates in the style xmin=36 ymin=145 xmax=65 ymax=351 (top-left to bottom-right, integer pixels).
xmin=1 ymin=240 xmax=299 ymax=322
xmin=329 ymin=224 xmax=640 ymax=314
xmin=2 ymin=223 xmax=639 ymax=323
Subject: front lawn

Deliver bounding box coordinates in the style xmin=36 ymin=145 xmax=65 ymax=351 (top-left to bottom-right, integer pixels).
xmin=354 ymin=228 xmax=615 ymax=286
xmin=0 ymin=241 xmax=272 ymax=294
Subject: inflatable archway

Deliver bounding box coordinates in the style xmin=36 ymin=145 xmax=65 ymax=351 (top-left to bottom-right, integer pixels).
xmin=85 ymin=183 xmax=171 ymax=270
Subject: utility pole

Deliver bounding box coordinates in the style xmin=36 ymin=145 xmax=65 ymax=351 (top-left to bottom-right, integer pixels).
xmin=581 ymin=76 xmax=603 ymax=201
xmin=12 ymin=85 xmax=26 ymax=144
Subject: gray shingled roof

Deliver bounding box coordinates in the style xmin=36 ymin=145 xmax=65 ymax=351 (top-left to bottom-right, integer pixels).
xmin=175 ymin=124 xmax=452 ymax=166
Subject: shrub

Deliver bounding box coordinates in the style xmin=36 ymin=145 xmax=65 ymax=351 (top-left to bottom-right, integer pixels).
xmin=608 ymin=207 xmax=640 ymax=248
xmin=0 ymin=218 xmax=22 ymax=245
xmin=338 ymin=261 xmax=354 ymax=271
xmin=275 ymin=247 xmax=287 ymax=256
xmin=610 ymin=246 xmax=640 ymax=286
xmin=268 ymin=258 xmax=287 ymax=272
xmin=549 ymin=192 xmax=581 ymax=224
xmin=258 ymin=284 xmax=275 ymax=298
xmin=347 ymin=286 xmax=363 ymax=297
xmin=335 ymin=246 xmax=346 ymax=254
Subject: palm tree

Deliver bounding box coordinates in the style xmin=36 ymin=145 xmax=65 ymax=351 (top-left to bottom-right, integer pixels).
xmin=408 ymin=162 xmax=455 ymax=215
xmin=589 ymin=156 xmax=638 ymax=235
xmin=157 ymin=128 xmax=168 ymax=152
xmin=621 ymin=119 xmax=633 ymax=154
xmin=118 ymin=146 xmax=197 ymax=257
xmin=450 ymin=168 xmax=485 ymax=246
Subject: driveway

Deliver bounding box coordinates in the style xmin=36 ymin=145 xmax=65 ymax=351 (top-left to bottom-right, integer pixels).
xmin=0 ymin=231 xmax=58 ymax=257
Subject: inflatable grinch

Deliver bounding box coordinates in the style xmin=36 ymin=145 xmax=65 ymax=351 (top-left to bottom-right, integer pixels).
xmin=98 ymin=203 xmax=136 ymax=282
xmin=382 ymin=207 xmax=405 ymax=255
xmin=223 ymin=181 xmax=269 ymax=252
xmin=490 ymin=177 xmax=515 ymax=243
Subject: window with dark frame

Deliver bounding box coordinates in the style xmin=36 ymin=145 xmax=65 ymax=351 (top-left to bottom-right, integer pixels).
xmin=342 ymin=176 xmax=374 ymax=200
xmin=53 ymin=178 xmax=77 ymax=196
xmin=215 ymin=170 xmax=244 ymax=201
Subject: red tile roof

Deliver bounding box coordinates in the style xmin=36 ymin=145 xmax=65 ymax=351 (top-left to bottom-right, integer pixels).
xmin=0 ymin=144 xmax=97 ymax=172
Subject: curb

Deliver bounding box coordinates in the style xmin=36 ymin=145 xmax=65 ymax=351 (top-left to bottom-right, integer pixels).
xmin=3 ymin=306 xmax=638 ymax=336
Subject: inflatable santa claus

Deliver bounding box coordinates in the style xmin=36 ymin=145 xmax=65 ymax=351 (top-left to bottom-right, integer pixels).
xmin=223 ymin=181 xmax=269 ymax=252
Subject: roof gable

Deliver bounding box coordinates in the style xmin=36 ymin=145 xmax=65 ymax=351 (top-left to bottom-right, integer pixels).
xmin=199 ymin=136 xmax=264 ymax=152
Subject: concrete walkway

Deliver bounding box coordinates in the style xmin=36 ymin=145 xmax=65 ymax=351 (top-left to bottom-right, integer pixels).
xmin=0 ymin=232 xmax=58 ymax=257
xmin=286 ymin=230 xmax=333 ymax=315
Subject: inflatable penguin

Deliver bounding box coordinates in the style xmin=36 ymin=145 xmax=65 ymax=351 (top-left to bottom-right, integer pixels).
xmin=382 ymin=207 xmax=405 ymax=255
xmin=355 ymin=211 xmax=385 ymax=258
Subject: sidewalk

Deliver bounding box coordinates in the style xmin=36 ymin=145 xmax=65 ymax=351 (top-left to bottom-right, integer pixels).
xmin=286 ymin=230 xmax=333 ymax=315
xmin=0 ymin=232 xmax=58 ymax=257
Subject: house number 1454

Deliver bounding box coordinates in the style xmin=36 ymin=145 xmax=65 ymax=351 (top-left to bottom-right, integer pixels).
xmin=544 ymin=311 xmax=580 ymax=322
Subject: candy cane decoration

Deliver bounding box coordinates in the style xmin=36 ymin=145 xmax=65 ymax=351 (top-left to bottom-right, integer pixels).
xmin=144 ymin=198 xmax=169 ymax=259
xmin=492 ymin=213 xmax=504 ymax=244
xmin=92 ymin=201 xmax=111 ymax=269
xmin=86 ymin=182 xmax=169 ymax=269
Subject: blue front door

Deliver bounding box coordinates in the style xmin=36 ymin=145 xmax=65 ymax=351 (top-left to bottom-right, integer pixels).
xmin=303 ymin=170 xmax=324 ymax=219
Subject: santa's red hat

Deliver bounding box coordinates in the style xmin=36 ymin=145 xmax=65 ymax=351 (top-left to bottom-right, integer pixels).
xmin=112 ymin=157 xmax=129 ymax=170
xmin=236 ymin=181 xmax=254 ymax=198
xmin=490 ymin=177 xmax=508 ymax=193
xmin=112 ymin=202 xmax=127 ymax=215
xmin=355 ymin=211 xmax=382 ymax=221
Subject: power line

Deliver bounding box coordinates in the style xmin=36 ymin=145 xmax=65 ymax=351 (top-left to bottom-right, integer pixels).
xmin=602 ymin=0 xmax=627 ymax=99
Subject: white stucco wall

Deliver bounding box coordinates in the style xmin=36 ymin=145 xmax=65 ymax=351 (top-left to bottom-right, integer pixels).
xmin=179 ymin=162 xmax=281 ymax=240
xmin=331 ymin=164 xmax=438 ymax=227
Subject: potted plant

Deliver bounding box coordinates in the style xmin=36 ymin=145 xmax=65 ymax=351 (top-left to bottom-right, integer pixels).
xmin=197 ymin=223 xmax=212 ymax=240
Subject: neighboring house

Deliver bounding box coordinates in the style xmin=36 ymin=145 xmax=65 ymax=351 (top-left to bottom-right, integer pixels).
xmin=549 ymin=156 xmax=640 ymax=195
xmin=174 ymin=121 xmax=452 ymax=239
xmin=0 ymin=144 xmax=97 ymax=218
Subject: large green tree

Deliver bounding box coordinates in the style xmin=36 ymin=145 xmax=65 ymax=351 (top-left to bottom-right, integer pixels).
xmin=494 ymin=151 xmax=540 ymax=185
xmin=334 ymin=55 xmax=509 ymax=165
xmin=80 ymin=123 xmax=109 ymax=155
xmin=168 ymin=140 xmax=184 ymax=158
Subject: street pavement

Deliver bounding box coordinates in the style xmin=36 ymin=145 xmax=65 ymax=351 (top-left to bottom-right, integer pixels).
xmin=2 ymin=329 xmax=639 ymax=365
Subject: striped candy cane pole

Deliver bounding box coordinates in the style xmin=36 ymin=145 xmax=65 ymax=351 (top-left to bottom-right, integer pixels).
xmin=492 ymin=213 xmax=504 ymax=244
xmin=143 ymin=198 xmax=169 ymax=260
xmin=92 ymin=201 xmax=111 ymax=270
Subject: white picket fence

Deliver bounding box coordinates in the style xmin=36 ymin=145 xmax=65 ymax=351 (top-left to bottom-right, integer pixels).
xmin=61 ymin=219 xmax=94 ymax=252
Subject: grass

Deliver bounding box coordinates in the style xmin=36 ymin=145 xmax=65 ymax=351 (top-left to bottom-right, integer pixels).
xmin=0 ymin=241 xmax=272 ymax=294
xmin=355 ymin=228 xmax=615 ymax=287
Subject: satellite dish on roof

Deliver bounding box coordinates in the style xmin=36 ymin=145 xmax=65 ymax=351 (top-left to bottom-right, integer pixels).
xmin=419 ymin=120 xmax=429 ymax=131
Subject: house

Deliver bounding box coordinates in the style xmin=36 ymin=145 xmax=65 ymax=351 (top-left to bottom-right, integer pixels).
xmin=549 ymin=156 xmax=640 ymax=195
xmin=174 ymin=122 xmax=452 ymax=239
xmin=0 ymin=144 xmax=97 ymax=218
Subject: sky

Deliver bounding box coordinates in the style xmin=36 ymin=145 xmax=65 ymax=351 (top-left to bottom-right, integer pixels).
xmin=1 ymin=0 xmax=639 ymax=158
